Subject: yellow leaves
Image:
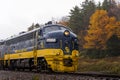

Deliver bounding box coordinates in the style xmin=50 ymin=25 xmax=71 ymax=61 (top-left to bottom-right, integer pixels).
xmin=84 ymin=10 xmax=120 ymax=50
xmin=116 ymin=21 xmax=120 ymax=38
xmin=109 ymin=17 xmax=116 ymax=24
xmin=90 ymin=10 xmax=109 ymax=28
xmin=86 ymin=29 xmax=102 ymax=41
xmin=116 ymin=21 xmax=120 ymax=26
xmin=88 ymin=29 xmax=102 ymax=35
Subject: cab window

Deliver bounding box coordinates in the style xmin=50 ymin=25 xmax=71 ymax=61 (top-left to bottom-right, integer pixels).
xmin=43 ymin=26 xmax=60 ymax=34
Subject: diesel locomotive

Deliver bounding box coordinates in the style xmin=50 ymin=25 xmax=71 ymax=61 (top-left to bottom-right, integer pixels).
xmin=0 ymin=24 xmax=79 ymax=72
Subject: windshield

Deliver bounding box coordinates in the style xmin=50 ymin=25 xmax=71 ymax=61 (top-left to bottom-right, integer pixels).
xmin=43 ymin=25 xmax=71 ymax=34
xmin=44 ymin=26 xmax=60 ymax=34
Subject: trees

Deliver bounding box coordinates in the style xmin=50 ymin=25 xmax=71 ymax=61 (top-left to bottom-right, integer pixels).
xmin=28 ymin=23 xmax=40 ymax=31
xmin=102 ymin=0 xmax=110 ymax=11
xmin=69 ymin=0 xmax=96 ymax=50
xmin=84 ymin=9 xmax=120 ymax=58
xmin=84 ymin=10 xmax=113 ymax=49
xmin=69 ymin=6 xmax=84 ymax=49
xmin=80 ymin=0 xmax=96 ymax=30
xmin=69 ymin=0 xmax=96 ymax=34
xmin=102 ymin=0 xmax=120 ymax=20
xmin=69 ymin=6 xmax=81 ymax=34
xmin=68 ymin=0 xmax=120 ymax=58
xmin=106 ymin=21 xmax=120 ymax=56
xmin=58 ymin=16 xmax=69 ymax=27
xmin=107 ymin=35 xmax=120 ymax=56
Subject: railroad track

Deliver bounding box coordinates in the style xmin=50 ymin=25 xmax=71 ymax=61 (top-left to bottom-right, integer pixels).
xmin=0 ymin=70 xmax=120 ymax=80
xmin=52 ymin=72 xmax=120 ymax=79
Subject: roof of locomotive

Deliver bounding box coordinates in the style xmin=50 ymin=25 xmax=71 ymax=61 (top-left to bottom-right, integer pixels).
xmin=3 ymin=24 xmax=70 ymax=42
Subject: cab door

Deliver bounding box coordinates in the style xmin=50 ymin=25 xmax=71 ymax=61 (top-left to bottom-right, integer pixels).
xmin=33 ymin=31 xmax=38 ymax=66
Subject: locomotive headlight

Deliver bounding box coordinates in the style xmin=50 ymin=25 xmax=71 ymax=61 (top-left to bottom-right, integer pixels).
xmin=46 ymin=38 xmax=56 ymax=43
xmin=64 ymin=30 xmax=70 ymax=36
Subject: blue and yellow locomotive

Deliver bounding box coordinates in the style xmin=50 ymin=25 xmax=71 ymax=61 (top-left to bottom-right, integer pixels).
xmin=0 ymin=24 xmax=79 ymax=72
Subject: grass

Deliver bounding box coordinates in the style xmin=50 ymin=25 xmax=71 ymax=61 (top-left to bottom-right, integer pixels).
xmin=78 ymin=56 xmax=120 ymax=74
xmin=32 ymin=75 xmax=39 ymax=80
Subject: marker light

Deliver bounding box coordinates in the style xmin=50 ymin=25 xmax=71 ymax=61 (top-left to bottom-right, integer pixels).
xmin=75 ymin=53 xmax=79 ymax=57
xmin=56 ymin=52 xmax=60 ymax=56
xmin=64 ymin=30 xmax=70 ymax=36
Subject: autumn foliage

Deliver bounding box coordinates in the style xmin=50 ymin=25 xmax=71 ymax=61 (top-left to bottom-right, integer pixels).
xmin=83 ymin=9 xmax=120 ymax=58
xmin=84 ymin=10 xmax=117 ymax=49
xmin=67 ymin=0 xmax=120 ymax=58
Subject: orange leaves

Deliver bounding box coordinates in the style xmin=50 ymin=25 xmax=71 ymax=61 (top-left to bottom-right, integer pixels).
xmin=84 ymin=10 xmax=119 ymax=50
xmin=116 ymin=21 xmax=120 ymax=38
xmin=109 ymin=17 xmax=116 ymax=24
xmin=90 ymin=10 xmax=109 ymax=29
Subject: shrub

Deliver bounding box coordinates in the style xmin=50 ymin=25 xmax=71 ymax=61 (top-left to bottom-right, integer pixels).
xmin=78 ymin=57 xmax=120 ymax=74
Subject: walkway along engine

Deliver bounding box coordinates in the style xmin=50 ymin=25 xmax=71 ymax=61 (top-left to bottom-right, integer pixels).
xmin=0 ymin=24 xmax=79 ymax=72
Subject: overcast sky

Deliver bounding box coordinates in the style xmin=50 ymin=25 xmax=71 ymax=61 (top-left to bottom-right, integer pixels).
xmin=0 ymin=0 xmax=103 ymax=40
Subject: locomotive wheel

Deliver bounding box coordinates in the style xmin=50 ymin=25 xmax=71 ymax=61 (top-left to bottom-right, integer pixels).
xmin=8 ymin=65 xmax=13 ymax=70
xmin=37 ymin=58 xmax=47 ymax=72
xmin=37 ymin=60 xmax=42 ymax=72
xmin=29 ymin=59 xmax=33 ymax=71
xmin=48 ymin=68 xmax=53 ymax=72
xmin=9 ymin=60 xmax=16 ymax=71
xmin=29 ymin=67 xmax=32 ymax=71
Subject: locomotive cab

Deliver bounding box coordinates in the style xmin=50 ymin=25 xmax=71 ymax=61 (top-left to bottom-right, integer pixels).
xmin=37 ymin=25 xmax=79 ymax=72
